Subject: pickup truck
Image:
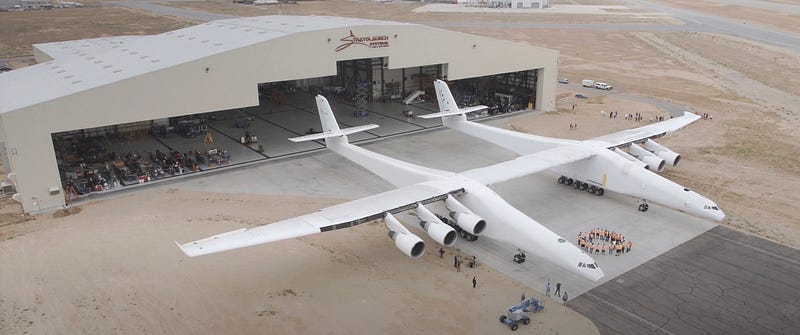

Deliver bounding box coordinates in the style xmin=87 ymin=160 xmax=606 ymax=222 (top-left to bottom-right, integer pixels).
xmin=594 ymin=82 xmax=613 ymax=90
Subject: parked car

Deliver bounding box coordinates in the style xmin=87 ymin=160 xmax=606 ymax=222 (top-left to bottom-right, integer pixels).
xmin=558 ymin=78 xmax=569 ymax=84
xmin=575 ymin=93 xmax=588 ymax=99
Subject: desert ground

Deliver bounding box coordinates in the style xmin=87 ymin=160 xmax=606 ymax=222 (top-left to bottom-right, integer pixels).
xmin=2 ymin=0 xmax=799 ymax=333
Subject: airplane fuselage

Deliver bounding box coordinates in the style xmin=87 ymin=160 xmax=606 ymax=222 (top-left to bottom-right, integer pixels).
xmin=419 ymin=176 xmax=604 ymax=281
xmin=551 ymin=142 xmax=724 ymax=221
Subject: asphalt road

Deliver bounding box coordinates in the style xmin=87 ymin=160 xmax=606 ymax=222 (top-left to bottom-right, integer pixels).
xmin=570 ymin=225 xmax=800 ymax=335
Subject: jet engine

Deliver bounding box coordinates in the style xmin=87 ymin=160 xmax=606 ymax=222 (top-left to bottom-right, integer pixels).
xmin=643 ymin=139 xmax=681 ymax=167
xmin=629 ymin=143 xmax=666 ymax=172
xmin=384 ymin=213 xmax=425 ymax=258
xmin=415 ymin=203 xmax=457 ymax=246
xmin=611 ymin=148 xmax=648 ymax=170
xmin=444 ymin=195 xmax=486 ymax=235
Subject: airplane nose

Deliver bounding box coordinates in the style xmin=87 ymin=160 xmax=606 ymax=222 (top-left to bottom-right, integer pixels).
xmin=715 ymin=209 xmax=726 ymax=222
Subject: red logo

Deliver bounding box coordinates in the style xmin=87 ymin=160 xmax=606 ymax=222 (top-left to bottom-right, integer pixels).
xmin=335 ymin=30 xmax=389 ymax=52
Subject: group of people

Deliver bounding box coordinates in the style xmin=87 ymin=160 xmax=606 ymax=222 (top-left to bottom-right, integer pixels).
xmin=577 ymin=228 xmax=633 ymax=256
xmin=542 ymin=281 xmax=569 ymax=303
xmin=451 ymin=254 xmax=478 ymax=272
xmin=601 ymin=110 xmax=619 ymax=119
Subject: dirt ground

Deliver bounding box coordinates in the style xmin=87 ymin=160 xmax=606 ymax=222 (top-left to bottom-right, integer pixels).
xmin=654 ymin=0 xmax=800 ymax=35
xmin=160 ymin=0 xmax=681 ymax=24
xmin=0 ymin=189 xmax=598 ymax=335
xmin=2 ymin=0 xmax=800 ymax=333
xmin=0 ymin=7 xmax=194 ymax=61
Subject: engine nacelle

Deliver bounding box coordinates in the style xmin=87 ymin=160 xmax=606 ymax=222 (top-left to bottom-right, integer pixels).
xmin=445 ymin=195 xmax=486 ymax=235
xmin=385 ymin=213 xmax=425 ymax=258
xmin=643 ymin=139 xmax=681 ymax=167
xmin=611 ymin=148 xmax=648 ymax=169
xmin=629 ymin=143 xmax=665 ymax=172
xmin=415 ymin=203 xmax=457 ymax=246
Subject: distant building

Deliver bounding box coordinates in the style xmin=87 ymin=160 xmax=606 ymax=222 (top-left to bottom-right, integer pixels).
xmin=21 ymin=0 xmax=53 ymax=9
xmin=462 ymin=0 xmax=550 ymax=9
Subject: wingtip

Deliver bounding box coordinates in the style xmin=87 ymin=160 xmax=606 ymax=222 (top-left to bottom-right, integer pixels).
xmin=175 ymin=241 xmax=194 ymax=257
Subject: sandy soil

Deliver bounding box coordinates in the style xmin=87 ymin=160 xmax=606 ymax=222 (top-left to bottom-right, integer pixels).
xmin=654 ymin=0 xmax=800 ymax=35
xmin=0 ymin=7 xmax=194 ymax=60
xmin=160 ymin=0 xmax=681 ymax=24
xmin=2 ymin=0 xmax=800 ymax=333
xmin=0 ymin=189 xmax=598 ymax=335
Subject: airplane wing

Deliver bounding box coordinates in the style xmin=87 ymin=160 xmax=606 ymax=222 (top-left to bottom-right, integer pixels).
xmin=176 ymin=182 xmax=463 ymax=257
xmin=462 ymin=145 xmax=596 ymax=185
xmin=288 ymin=124 xmax=379 ymax=142
xmin=589 ymin=111 xmax=701 ymax=148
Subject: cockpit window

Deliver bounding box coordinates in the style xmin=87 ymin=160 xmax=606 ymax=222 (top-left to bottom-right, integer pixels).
xmin=578 ymin=262 xmax=585 ymax=267
xmin=587 ymin=263 xmax=596 ymax=269
xmin=704 ymin=205 xmax=720 ymax=210
xmin=684 ymin=188 xmax=690 ymax=192
xmin=557 ymin=238 xmax=566 ymax=243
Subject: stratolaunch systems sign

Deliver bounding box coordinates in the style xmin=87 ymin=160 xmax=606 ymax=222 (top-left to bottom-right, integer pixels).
xmin=335 ymin=30 xmax=390 ymax=52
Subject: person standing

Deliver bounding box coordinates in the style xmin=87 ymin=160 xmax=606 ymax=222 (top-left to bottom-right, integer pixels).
xmin=562 ymin=291 xmax=569 ymax=304
xmin=454 ymin=255 xmax=458 ymax=268
xmin=472 ymin=276 xmax=477 ymax=289
xmin=545 ymin=282 xmax=551 ymax=297
xmin=555 ymin=282 xmax=562 ymax=297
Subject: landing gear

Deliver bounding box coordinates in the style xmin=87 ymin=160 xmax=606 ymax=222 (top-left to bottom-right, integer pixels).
xmin=638 ymin=199 xmax=649 ymax=212
xmin=513 ymin=249 xmax=526 ymax=264
xmin=557 ymin=176 xmax=604 ymax=196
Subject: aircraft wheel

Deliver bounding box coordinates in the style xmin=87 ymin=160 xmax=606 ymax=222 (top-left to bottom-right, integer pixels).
xmin=566 ymin=178 xmax=573 ymax=185
xmin=500 ymin=315 xmax=507 ymax=323
xmin=580 ymin=183 xmax=588 ymax=191
xmin=596 ymin=188 xmax=605 ymax=196
xmin=588 ymin=185 xmax=597 ymax=194
xmin=558 ymin=176 xmax=566 ymax=184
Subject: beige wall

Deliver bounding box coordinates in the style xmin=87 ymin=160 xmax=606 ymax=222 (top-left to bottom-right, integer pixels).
xmin=2 ymin=24 xmax=558 ymax=212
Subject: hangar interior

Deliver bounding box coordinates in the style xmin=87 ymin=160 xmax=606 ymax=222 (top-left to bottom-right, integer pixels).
xmin=51 ymin=63 xmax=539 ymax=200
xmin=0 ymin=15 xmax=557 ymax=212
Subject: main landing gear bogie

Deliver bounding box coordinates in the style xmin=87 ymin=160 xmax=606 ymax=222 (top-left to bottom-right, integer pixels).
xmin=558 ymin=176 xmax=604 ymax=196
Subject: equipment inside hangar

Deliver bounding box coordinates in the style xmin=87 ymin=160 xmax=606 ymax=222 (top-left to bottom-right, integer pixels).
xmin=0 ymin=15 xmax=558 ymax=212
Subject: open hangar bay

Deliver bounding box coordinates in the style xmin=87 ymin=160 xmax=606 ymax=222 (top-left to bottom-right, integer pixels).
xmin=0 ymin=15 xmax=556 ymax=213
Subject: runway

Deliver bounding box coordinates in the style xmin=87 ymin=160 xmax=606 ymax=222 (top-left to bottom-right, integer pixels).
xmin=570 ymin=225 xmax=800 ymax=335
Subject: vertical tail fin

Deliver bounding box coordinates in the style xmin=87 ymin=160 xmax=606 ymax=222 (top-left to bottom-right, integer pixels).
xmin=315 ymin=95 xmax=341 ymax=134
xmin=434 ymin=79 xmax=459 ymax=114
xmin=288 ymin=95 xmax=379 ymax=145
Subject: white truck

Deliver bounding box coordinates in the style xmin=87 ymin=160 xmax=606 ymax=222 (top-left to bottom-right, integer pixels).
xmin=582 ymin=79 xmax=594 ymax=87
xmin=594 ymin=82 xmax=613 ymax=90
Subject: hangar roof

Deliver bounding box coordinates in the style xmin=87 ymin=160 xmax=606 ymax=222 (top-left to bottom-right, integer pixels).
xmin=0 ymin=15 xmax=413 ymax=115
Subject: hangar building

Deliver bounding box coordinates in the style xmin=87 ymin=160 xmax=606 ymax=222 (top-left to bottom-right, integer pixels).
xmin=0 ymin=15 xmax=558 ymax=213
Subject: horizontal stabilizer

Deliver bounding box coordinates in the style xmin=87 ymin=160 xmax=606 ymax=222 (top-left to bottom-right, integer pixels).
xmin=418 ymin=105 xmax=488 ymax=119
xmin=288 ymin=124 xmax=379 ymax=142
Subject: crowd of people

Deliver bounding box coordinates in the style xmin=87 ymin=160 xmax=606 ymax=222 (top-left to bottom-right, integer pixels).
xmin=577 ymin=228 xmax=633 ymax=256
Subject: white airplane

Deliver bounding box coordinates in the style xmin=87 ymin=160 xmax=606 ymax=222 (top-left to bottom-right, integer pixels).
xmin=421 ymin=80 xmax=725 ymax=222
xmin=177 ymin=95 xmax=604 ymax=281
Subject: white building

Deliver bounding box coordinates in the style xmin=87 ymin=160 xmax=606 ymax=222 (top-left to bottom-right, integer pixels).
xmin=0 ymin=15 xmax=559 ymax=212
